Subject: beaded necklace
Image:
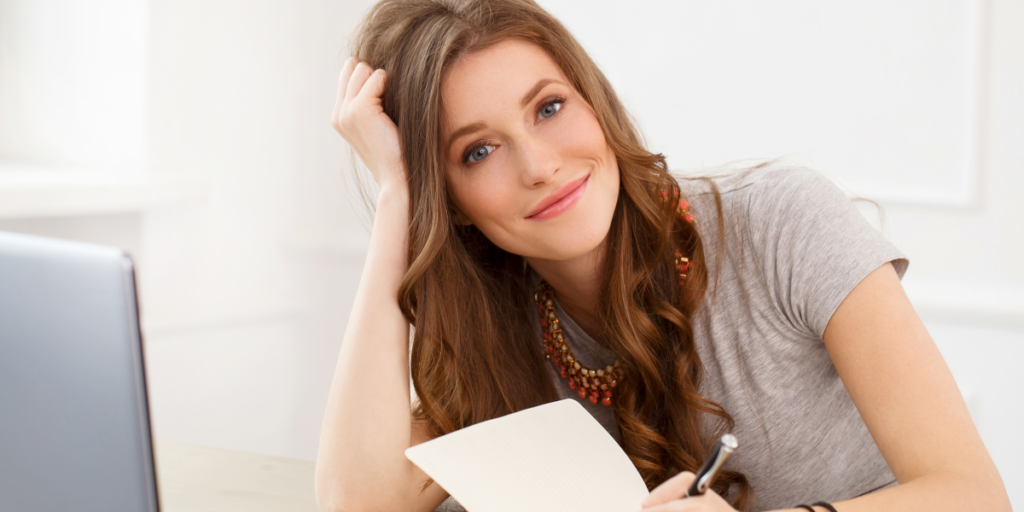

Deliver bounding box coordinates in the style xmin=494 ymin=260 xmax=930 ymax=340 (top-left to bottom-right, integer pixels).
xmin=533 ymin=189 xmax=695 ymax=406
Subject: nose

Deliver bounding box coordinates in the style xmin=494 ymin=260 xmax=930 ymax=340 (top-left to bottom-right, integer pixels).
xmin=516 ymin=133 xmax=562 ymax=187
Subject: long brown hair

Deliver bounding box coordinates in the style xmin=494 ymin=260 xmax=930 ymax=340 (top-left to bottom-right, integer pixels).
xmin=351 ymin=0 xmax=751 ymax=508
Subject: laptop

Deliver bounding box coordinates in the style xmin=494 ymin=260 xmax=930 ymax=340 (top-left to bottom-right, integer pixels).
xmin=0 ymin=231 xmax=160 ymax=512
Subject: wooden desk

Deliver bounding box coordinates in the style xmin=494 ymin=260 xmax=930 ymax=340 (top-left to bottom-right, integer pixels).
xmin=154 ymin=440 xmax=319 ymax=512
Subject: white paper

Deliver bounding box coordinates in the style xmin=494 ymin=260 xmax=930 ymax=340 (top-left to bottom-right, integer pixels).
xmin=405 ymin=399 xmax=649 ymax=512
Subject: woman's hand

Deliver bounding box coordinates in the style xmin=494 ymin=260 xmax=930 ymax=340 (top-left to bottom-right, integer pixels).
xmin=332 ymin=57 xmax=406 ymax=193
xmin=640 ymin=472 xmax=739 ymax=512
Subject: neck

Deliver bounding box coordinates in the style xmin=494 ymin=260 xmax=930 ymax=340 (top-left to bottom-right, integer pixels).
xmin=525 ymin=237 xmax=607 ymax=341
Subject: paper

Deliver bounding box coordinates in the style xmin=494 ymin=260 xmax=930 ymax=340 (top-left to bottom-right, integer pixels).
xmin=405 ymin=399 xmax=649 ymax=512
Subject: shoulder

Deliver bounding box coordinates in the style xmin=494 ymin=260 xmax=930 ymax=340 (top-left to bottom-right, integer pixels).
xmin=678 ymin=162 xmax=851 ymax=233
xmin=679 ymin=163 xmax=844 ymax=205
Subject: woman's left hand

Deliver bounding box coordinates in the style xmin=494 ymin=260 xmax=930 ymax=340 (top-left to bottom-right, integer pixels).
xmin=640 ymin=472 xmax=739 ymax=512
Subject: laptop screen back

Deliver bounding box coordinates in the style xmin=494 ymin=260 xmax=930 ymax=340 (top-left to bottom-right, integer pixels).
xmin=0 ymin=231 xmax=159 ymax=512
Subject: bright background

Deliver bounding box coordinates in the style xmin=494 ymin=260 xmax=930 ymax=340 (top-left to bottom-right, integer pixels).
xmin=0 ymin=0 xmax=1020 ymax=506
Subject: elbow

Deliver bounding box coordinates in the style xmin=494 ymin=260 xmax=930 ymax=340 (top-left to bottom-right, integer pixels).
xmin=315 ymin=483 xmax=363 ymax=512
xmin=316 ymin=491 xmax=399 ymax=512
xmin=315 ymin=466 xmax=395 ymax=512
xmin=314 ymin=465 xmax=353 ymax=512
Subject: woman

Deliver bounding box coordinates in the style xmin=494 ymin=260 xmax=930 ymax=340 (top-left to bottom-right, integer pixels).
xmin=314 ymin=0 xmax=1010 ymax=511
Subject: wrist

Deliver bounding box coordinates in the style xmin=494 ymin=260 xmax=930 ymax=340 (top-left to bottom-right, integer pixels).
xmin=377 ymin=181 xmax=410 ymax=205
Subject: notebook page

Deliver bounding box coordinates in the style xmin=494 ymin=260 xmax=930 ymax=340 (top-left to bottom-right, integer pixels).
xmin=405 ymin=399 xmax=649 ymax=512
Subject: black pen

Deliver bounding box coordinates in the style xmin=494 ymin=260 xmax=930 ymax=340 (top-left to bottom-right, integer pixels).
xmin=685 ymin=434 xmax=738 ymax=497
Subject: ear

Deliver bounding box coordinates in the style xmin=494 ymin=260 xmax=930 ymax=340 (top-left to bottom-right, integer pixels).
xmin=449 ymin=203 xmax=473 ymax=226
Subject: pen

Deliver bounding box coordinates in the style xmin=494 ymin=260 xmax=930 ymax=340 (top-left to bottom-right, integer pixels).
xmin=685 ymin=433 xmax=738 ymax=497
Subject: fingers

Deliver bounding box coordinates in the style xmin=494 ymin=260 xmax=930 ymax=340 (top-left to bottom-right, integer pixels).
xmin=333 ymin=58 xmax=388 ymax=136
xmin=640 ymin=500 xmax=700 ymax=512
xmin=643 ymin=471 xmax=696 ymax=508
xmin=356 ymin=69 xmax=387 ymax=104
xmin=345 ymin=61 xmax=375 ymax=103
xmin=337 ymin=56 xmax=358 ymax=104
xmin=333 ymin=57 xmax=358 ymax=131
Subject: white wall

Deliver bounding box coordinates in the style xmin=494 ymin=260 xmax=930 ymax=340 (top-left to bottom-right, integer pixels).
xmin=138 ymin=0 xmax=376 ymax=460
xmin=0 ymin=0 xmax=1020 ymax=506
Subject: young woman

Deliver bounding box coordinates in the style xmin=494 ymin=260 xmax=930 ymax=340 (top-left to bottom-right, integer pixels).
xmin=314 ymin=0 xmax=1010 ymax=511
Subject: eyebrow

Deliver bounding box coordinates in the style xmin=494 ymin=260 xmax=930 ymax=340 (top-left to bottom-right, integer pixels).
xmin=446 ymin=122 xmax=487 ymax=159
xmin=520 ymin=78 xmax=560 ymax=108
xmin=445 ymin=78 xmax=564 ymax=159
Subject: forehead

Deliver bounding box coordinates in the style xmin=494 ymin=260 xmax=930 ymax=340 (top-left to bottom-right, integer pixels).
xmin=441 ymin=38 xmax=568 ymax=130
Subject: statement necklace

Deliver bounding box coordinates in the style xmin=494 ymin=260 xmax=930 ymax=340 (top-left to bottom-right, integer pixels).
xmin=535 ymin=280 xmax=623 ymax=406
xmin=534 ymin=188 xmax=695 ymax=407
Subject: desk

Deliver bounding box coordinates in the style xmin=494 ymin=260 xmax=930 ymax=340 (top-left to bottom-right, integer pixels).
xmin=154 ymin=440 xmax=319 ymax=512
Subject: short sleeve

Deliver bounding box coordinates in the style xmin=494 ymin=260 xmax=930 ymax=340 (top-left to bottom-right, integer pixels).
xmin=747 ymin=167 xmax=910 ymax=339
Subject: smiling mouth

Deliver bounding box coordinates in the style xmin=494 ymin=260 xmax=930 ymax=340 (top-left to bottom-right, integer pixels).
xmin=526 ymin=174 xmax=590 ymax=220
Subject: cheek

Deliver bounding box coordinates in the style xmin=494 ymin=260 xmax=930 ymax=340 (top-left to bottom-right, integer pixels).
xmin=557 ymin=108 xmax=614 ymax=160
xmin=446 ymin=164 xmax=517 ymax=227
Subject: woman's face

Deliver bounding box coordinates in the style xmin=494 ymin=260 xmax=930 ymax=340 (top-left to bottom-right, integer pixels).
xmin=441 ymin=38 xmax=620 ymax=261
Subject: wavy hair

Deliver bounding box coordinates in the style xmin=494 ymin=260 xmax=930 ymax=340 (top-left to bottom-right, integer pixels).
xmin=351 ymin=0 xmax=752 ymax=508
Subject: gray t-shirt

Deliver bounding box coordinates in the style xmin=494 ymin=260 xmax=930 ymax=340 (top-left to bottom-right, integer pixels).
xmin=436 ymin=166 xmax=907 ymax=512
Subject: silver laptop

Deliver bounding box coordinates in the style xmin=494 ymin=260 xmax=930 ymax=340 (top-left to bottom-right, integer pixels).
xmin=0 ymin=231 xmax=159 ymax=512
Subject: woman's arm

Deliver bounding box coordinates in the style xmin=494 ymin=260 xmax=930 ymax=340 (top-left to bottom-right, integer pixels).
xmin=814 ymin=261 xmax=1010 ymax=512
xmin=314 ymin=58 xmax=449 ymax=512
xmin=641 ymin=262 xmax=1011 ymax=512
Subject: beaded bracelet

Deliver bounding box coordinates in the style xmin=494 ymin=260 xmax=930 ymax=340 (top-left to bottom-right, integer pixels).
xmin=795 ymin=503 xmax=838 ymax=512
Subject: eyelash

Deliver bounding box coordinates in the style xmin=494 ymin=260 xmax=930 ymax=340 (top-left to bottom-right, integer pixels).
xmin=461 ymin=95 xmax=567 ymax=165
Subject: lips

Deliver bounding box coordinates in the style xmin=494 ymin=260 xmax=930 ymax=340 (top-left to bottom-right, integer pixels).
xmin=526 ymin=174 xmax=590 ymax=220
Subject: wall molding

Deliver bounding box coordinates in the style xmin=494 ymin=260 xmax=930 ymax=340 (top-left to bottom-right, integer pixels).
xmin=0 ymin=163 xmax=204 ymax=218
xmin=839 ymin=0 xmax=990 ymax=209
xmin=904 ymin=278 xmax=1024 ymax=328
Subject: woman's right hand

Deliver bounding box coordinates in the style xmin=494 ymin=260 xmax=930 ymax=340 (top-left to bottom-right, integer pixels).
xmin=332 ymin=57 xmax=406 ymax=193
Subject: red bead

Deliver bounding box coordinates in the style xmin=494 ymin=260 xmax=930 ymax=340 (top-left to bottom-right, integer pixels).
xmin=581 ymin=376 xmax=589 ymax=387
xmin=673 ymin=188 xmax=679 ymax=197
xmin=540 ymin=319 xmax=547 ymax=328
xmin=568 ymin=379 xmax=576 ymax=390
xmin=601 ymin=397 xmax=612 ymax=406
xmin=537 ymin=305 xmax=543 ymax=313
xmin=678 ymin=200 xmax=689 ymax=211
xmin=683 ymin=213 xmax=694 ymax=223
xmin=588 ymin=392 xmax=599 ymax=404
xmin=661 ymin=191 xmax=668 ymax=198
xmin=602 ymin=390 xmax=613 ymax=398
xmin=578 ymin=387 xmax=587 ymax=398
xmin=560 ymin=367 xmax=567 ymax=378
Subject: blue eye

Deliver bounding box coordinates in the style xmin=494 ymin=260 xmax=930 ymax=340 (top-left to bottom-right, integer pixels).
xmin=465 ymin=144 xmax=495 ymax=163
xmin=538 ymin=100 xmax=562 ymax=119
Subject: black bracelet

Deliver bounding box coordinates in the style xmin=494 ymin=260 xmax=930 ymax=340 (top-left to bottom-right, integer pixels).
xmin=795 ymin=506 xmax=815 ymax=512
xmin=812 ymin=502 xmax=838 ymax=512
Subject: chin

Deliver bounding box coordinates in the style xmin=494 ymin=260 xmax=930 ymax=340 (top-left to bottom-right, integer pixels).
xmin=536 ymin=194 xmax=617 ymax=261
xmin=527 ymin=213 xmax=613 ymax=261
